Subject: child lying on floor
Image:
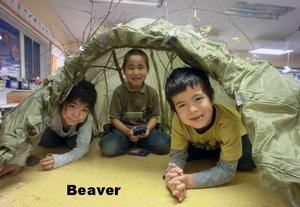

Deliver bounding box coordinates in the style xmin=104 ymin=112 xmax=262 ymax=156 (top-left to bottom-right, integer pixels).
xmin=0 ymin=80 xmax=97 ymax=176
xmin=164 ymin=67 xmax=255 ymax=202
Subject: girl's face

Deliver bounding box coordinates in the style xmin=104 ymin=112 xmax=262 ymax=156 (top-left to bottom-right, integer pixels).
xmin=61 ymin=99 xmax=90 ymax=128
xmin=123 ymin=55 xmax=149 ymax=89
xmin=172 ymin=84 xmax=214 ymax=129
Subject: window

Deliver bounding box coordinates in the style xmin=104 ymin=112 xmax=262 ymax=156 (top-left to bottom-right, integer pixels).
xmin=0 ymin=18 xmax=21 ymax=77
xmin=24 ymin=35 xmax=40 ymax=80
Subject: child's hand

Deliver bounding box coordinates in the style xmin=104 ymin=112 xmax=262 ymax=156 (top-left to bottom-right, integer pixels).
xmin=165 ymin=163 xmax=187 ymax=202
xmin=165 ymin=163 xmax=183 ymax=181
xmin=0 ymin=164 xmax=23 ymax=177
xmin=39 ymin=154 xmax=55 ymax=170
xmin=127 ymin=129 xmax=141 ymax=142
xmin=140 ymin=127 xmax=150 ymax=139
xmin=168 ymin=163 xmax=183 ymax=175
xmin=168 ymin=177 xmax=187 ymax=202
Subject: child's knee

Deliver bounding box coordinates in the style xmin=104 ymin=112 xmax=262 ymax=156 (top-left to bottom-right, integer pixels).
xmin=154 ymin=137 xmax=171 ymax=155
xmin=99 ymin=135 xmax=128 ymax=156
xmin=99 ymin=139 xmax=116 ymax=156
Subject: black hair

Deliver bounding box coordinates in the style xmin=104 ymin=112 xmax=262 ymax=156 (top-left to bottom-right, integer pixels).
xmin=165 ymin=67 xmax=214 ymax=111
xmin=64 ymin=80 xmax=97 ymax=110
xmin=122 ymin=48 xmax=149 ymax=71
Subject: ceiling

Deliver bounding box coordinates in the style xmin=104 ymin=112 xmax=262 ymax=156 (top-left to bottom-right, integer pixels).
xmin=47 ymin=0 xmax=300 ymax=55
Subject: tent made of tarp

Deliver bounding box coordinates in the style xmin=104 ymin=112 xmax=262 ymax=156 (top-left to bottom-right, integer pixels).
xmin=0 ymin=18 xmax=299 ymax=206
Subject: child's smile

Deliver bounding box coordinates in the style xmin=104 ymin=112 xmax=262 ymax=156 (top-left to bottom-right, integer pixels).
xmin=172 ymin=85 xmax=214 ymax=129
xmin=61 ymin=99 xmax=89 ymax=128
xmin=123 ymin=55 xmax=149 ymax=89
xmin=190 ymin=114 xmax=204 ymax=122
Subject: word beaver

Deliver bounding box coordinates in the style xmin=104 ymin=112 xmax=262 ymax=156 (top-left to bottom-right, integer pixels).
xmin=67 ymin=185 xmax=121 ymax=195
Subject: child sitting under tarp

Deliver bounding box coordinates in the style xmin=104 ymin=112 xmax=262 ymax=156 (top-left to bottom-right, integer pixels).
xmin=164 ymin=67 xmax=255 ymax=202
xmin=0 ymin=80 xmax=97 ymax=176
xmin=99 ymin=49 xmax=170 ymax=156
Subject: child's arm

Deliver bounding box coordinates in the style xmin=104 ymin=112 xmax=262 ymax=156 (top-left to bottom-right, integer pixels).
xmin=167 ymin=149 xmax=238 ymax=189
xmin=140 ymin=117 xmax=157 ymax=138
xmin=111 ymin=118 xmax=131 ymax=136
xmin=0 ymin=164 xmax=23 ymax=177
xmin=165 ymin=159 xmax=237 ymax=202
xmin=167 ymin=149 xmax=188 ymax=171
xmin=146 ymin=117 xmax=157 ymax=130
xmin=47 ymin=115 xmax=93 ymax=169
xmin=49 ymin=132 xmax=91 ymax=169
xmin=111 ymin=118 xmax=141 ymax=142
xmin=0 ymin=142 xmax=35 ymax=176
xmin=191 ymin=158 xmax=238 ymax=188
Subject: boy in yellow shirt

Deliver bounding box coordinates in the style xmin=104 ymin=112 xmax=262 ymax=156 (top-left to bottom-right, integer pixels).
xmin=164 ymin=67 xmax=255 ymax=202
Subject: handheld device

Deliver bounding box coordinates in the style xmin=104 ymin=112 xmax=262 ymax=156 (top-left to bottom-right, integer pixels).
xmin=127 ymin=148 xmax=150 ymax=157
xmin=133 ymin=124 xmax=147 ymax=136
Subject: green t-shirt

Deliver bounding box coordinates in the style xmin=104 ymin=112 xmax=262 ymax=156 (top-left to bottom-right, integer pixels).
xmin=109 ymin=82 xmax=160 ymax=128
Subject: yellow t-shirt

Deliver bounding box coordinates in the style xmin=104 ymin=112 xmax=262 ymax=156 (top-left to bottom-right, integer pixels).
xmin=171 ymin=103 xmax=247 ymax=161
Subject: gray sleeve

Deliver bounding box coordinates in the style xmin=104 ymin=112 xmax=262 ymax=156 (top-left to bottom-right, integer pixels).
xmin=165 ymin=149 xmax=188 ymax=173
xmin=192 ymin=159 xmax=238 ymax=188
xmin=51 ymin=115 xmax=93 ymax=169
xmin=165 ymin=149 xmax=238 ymax=188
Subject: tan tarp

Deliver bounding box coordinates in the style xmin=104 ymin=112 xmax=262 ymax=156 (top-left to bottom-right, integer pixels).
xmin=0 ymin=18 xmax=299 ymax=206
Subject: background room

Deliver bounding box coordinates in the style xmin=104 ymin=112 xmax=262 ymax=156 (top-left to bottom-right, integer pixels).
xmin=0 ymin=0 xmax=299 ymax=207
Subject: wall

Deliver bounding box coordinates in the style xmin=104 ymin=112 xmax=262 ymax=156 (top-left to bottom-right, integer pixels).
xmin=19 ymin=0 xmax=76 ymax=53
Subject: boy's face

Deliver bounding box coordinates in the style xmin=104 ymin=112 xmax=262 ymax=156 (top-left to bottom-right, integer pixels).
xmin=123 ymin=55 xmax=149 ymax=89
xmin=61 ymin=99 xmax=90 ymax=128
xmin=172 ymin=84 xmax=214 ymax=129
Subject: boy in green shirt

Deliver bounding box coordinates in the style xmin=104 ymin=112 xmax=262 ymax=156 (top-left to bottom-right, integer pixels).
xmin=99 ymin=49 xmax=170 ymax=156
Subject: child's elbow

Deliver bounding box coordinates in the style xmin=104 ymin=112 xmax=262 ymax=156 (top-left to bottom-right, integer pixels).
xmin=221 ymin=170 xmax=236 ymax=185
xmin=224 ymin=173 xmax=235 ymax=184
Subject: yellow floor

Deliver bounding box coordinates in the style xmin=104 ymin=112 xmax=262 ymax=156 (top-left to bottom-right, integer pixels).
xmin=0 ymin=138 xmax=287 ymax=207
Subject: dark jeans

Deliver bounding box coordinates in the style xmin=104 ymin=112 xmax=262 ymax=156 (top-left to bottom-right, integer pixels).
xmin=99 ymin=126 xmax=170 ymax=156
xmin=39 ymin=127 xmax=77 ymax=148
xmin=187 ymin=135 xmax=255 ymax=170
